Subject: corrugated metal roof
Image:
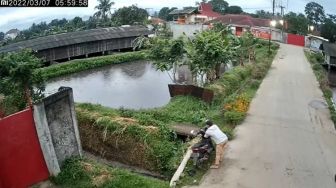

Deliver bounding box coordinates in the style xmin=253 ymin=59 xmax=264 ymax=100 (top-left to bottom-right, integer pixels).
xmin=209 ymin=14 xmax=271 ymax=27
xmin=169 ymin=8 xmax=197 ymax=15
xmin=0 ymin=25 xmax=152 ymax=53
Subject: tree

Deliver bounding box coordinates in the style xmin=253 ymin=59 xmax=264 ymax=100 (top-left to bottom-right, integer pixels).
xmin=252 ymin=10 xmax=273 ymax=19
xmin=305 ymin=2 xmax=325 ymax=26
xmin=284 ymin=12 xmax=309 ymax=35
xmin=0 ymin=50 xmax=44 ymax=111
xmin=0 ymin=32 xmax=4 ymax=41
xmin=70 ymin=17 xmax=85 ymax=29
xmin=185 ymin=28 xmax=235 ymax=83
xmin=225 ymin=6 xmax=243 ymax=14
xmin=94 ymin=0 xmax=115 ymax=21
xmin=208 ymin=0 xmax=229 ymax=14
xmin=158 ymin=7 xmax=177 ymax=21
xmin=112 ymin=5 xmax=149 ymax=26
xmin=321 ymin=16 xmax=336 ymax=42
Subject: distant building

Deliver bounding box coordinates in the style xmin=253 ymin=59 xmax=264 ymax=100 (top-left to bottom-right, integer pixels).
xmin=169 ymin=3 xmax=222 ymax=24
xmin=305 ymin=34 xmax=329 ymax=52
xmin=321 ymin=42 xmax=336 ymax=67
xmin=209 ymin=14 xmax=273 ymax=39
xmin=5 ymin=29 xmax=20 ymax=40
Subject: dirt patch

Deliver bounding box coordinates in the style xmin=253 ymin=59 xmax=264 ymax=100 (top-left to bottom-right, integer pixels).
xmin=113 ymin=117 xmax=138 ymax=125
xmin=92 ymin=169 xmax=111 ymax=187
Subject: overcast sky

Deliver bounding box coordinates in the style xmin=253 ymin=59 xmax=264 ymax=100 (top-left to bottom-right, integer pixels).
xmin=0 ymin=0 xmax=335 ymax=32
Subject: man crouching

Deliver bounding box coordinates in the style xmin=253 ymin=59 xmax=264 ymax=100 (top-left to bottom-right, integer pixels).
xmin=204 ymin=120 xmax=228 ymax=169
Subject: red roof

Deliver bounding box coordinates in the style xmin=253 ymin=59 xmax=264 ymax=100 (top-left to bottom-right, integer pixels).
xmin=212 ymin=14 xmax=270 ymax=27
xmin=199 ymin=3 xmax=222 ymax=18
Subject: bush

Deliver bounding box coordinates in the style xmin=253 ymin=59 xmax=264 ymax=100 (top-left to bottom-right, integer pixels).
xmin=224 ymin=111 xmax=246 ymax=125
xmin=51 ymin=157 xmax=90 ymax=187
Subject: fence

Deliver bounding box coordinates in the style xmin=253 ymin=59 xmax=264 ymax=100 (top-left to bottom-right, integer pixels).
xmin=0 ymin=108 xmax=49 ymax=188
xmin=0 ymin=88 xmax=82 ymax=188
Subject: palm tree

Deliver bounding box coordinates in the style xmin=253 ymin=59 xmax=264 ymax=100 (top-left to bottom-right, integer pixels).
xmin=94 ymin=0 xmax=115 ymax=21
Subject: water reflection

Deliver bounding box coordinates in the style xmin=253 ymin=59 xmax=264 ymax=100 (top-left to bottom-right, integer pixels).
xmin=45 ymin=61 xmax=230 ymax=109
xmin=45 ymin=61 xmax=172 ymax=109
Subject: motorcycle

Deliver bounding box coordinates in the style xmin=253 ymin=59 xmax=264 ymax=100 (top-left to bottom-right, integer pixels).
xmin=188 ymin=128 xmax=214 ymax=176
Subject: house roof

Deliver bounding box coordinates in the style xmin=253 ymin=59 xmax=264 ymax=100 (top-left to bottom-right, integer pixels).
xmin=307 ymin=34 xmax=329 ymax=42
xmin=199 ymin=2 xmax=222 ymax=18
xmin=0 ymin=25 xmax=152 ymax=54
xmin=169 ymin=7 xmax=197 ymax=15
xmin=150 ymin=18 xmax=166 ymax=25
xmin=5 ymin=29 xmax=20 ymax=35
xmin=322 ymin=42 xmax=336 ymax=56
xmin=209 ymin=14 xmax=271 ymax=27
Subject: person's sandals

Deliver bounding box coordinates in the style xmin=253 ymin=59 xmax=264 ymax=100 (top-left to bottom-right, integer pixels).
xmin=210 ymin=164 xmax=219 ymax=169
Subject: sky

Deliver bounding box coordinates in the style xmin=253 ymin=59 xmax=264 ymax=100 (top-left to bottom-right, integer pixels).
xmin=0 ymin=0 xmax=335 ymax=33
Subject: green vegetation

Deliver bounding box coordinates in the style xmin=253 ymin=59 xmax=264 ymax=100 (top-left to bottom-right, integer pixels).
xmin=51 ymin=157 xmax=169 ymax=188
xmin=304 ymin=51 xmax=336 ymax=124
xmin=0 ymin=50 xmax=45 ymax=115
xmin=36 ymin=51 xmax=147 ymax=81
xmin=75 ymin=43 xmax=279 ymax=185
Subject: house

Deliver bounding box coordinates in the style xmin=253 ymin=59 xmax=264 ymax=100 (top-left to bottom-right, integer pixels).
xmin=306 ymin=34 xmax=328 ymax=52
xmin=169 ymin=3 xmax=222 ymax=24
xmin=209 ymin=14 xmax=281 ymax=40
xmin=321 ymin=42 xmax=336 ymax=67
xmin=5 ymin=29 xmax=20 ymax=40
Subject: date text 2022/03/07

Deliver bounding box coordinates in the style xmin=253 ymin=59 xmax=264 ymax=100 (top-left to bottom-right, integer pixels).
xmin=0 ymin=0 xmax=89 ymax=7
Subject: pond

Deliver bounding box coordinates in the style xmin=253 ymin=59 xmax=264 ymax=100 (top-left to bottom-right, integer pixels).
xmin=45 ymin=61 xmax=193 ymax=109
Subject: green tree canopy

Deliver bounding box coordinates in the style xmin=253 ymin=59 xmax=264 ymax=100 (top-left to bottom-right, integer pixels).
xmin=94 ymin=0 xmax=115 ymax=21
xmin=252 ymin=10 xmax=273 ymax=19
xmin=158 ymin=7 xmax=177 ymax=21
xmin=208 ymin=0 xmax=229 ymax=14
xmin=305 ymin=2 xmax=325 ymax=26
xmin=321 ymin=15 xmax=336 ymax=42
xmin=0 ymin=50 xmax=45 ymax=111
xmin=225 ymin=6 xmax=243 ymax=14
xmin=112 ymin=5 xmax=149 ymax=26
xmin=0 ymin=32 xmax=4 ymax=41
xmin=284 ymin=12 xmax=309 ymax=35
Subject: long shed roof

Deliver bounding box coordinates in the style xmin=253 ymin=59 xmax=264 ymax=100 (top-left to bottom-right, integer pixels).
xmin=0 ymin=25 xmax=152 ymax=53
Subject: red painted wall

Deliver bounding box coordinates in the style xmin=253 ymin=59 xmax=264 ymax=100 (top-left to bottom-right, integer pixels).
xmin=287 ymin=33 xmax=305 ymax=46
xmin=0 ymin=108 xmax=49 ymax=188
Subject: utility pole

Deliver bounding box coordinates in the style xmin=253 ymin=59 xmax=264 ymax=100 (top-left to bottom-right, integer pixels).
xmin=279 ymin=3 xmax=285 ymax=42
xmin=269 ymin=0 xmax=275 ymax=54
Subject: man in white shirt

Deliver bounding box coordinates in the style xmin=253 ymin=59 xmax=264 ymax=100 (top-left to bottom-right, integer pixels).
xmin=204 ymin=120 xmax=228 ymax=169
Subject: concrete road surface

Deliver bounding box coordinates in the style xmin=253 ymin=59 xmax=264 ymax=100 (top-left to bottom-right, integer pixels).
xmin=190 ymin=44 xmax=336 ymax=188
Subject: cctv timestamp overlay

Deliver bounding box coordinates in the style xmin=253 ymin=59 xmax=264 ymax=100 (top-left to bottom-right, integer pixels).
xmin=0 ymin=0 xmax=88 ymax=7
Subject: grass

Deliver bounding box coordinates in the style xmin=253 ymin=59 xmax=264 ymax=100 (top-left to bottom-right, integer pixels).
xmin=51 ymin=157 xmax=169 ymax=188
xmin=75 ymin=42 xmax=279 ymax=186
xmin=304 ymin=50 xmax=336 ymax=124
xmin=35 ymin=51 xmax=148 ymax=81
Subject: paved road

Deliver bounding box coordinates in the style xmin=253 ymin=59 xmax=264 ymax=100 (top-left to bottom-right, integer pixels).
xmin=191 ymin=44 xmax=336 ymax=188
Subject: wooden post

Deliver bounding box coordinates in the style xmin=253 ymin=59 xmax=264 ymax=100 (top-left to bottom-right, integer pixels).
xmin=169 ymin=137 xmax=201 ymax=187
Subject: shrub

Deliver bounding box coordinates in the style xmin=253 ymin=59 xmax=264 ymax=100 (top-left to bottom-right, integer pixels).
xmin=224 ymin=111 xmax=246 ymax=125
xmin=51 ymin=157 xmax=90 ymax=186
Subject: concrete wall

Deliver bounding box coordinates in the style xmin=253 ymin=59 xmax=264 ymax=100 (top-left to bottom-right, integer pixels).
xmin=168 ymin=22 xmax=210 ymax=38
xmin=33 ymin=88 xmax=82 ymax=176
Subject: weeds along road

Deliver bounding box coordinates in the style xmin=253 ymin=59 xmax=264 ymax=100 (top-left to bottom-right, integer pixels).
xmin=190 ymin=44 xmax=336 ymax=188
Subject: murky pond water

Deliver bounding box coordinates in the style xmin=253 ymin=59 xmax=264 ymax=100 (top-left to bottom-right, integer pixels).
xmin=45 ymin=61 xmax=176 ymax=109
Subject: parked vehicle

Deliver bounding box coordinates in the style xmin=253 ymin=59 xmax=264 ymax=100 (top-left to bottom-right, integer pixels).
xmin=188 ymin=128 xmax=214 ymax=176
